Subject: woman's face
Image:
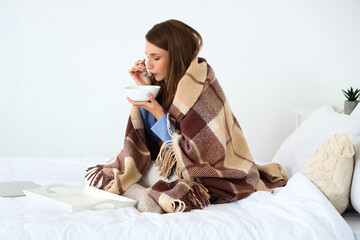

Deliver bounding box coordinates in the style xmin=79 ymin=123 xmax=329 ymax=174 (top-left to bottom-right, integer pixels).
xmin=145 ymin=41 xmax=169 ymax=81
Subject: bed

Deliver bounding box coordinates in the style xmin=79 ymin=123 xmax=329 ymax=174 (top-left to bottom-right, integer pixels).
xmin=0 ymin=156 xmax=355 ymax=240
xmin=1 ymin=104 xmax=360 ymax=240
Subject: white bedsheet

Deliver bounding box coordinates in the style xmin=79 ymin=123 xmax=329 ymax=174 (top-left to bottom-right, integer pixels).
xmin=0 ymin=157 xmax=355 ymax=240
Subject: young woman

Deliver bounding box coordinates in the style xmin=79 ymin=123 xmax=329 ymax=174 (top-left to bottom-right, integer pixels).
xmin=86 ymin=19 xmax=287 ymax=213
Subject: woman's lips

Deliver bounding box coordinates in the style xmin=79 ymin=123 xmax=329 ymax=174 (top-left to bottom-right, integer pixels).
xmin=150 ymin=72 xmax=156 ymax=76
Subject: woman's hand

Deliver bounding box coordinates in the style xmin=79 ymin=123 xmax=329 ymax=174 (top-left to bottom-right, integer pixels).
xmin=127 ymin=92 xmax=165 ymax=120
xmin=128 ymin=59 xmax=152 ymax=85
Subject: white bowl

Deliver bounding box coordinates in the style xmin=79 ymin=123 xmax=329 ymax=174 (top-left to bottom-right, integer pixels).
xmin=124 ymin=85 xmax=161 ymax=101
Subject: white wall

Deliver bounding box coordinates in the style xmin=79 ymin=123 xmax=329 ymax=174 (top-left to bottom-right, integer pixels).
xmin=1 ymin=0 xmax=359 ymax=162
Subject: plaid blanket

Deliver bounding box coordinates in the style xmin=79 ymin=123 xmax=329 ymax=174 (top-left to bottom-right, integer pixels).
xmin=86 ymin=57 xmax=287 ymax=212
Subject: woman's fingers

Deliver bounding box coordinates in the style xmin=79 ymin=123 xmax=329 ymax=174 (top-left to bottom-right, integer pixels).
xmin=126 ymin=93 xmax=155 ymax=107
xmin=129 ymin=59 xmax=151 ymax=85
xmin=128 ymin=68 xmax=145 ymax=80
xmin=128 ymin=66 xmax=137 ymax=74
xmin=147 ymin=92 xmax=155 ymax=102
xmin=126 ymin=97 xmax=139 ymax=106
xmin=126 ymin=97 xmax=149 ymax=106
xmin=129 ymin=66 xmax=143 ymax=73
xmin=126 ymin=94 xmax=163 ymax=120
xmin=134 ymin=59 xmax=146 ymax=68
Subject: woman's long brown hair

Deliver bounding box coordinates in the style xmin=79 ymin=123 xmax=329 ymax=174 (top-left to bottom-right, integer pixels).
xmin=145 ymin=19 xmax=203 ymax=111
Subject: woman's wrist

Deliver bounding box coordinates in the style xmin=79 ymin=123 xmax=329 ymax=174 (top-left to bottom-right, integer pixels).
xmin=154 ymin=110 xmax=165 ymax=120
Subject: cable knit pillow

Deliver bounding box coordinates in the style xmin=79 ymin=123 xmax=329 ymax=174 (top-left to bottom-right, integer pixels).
xmin=272 ymin=105 xmax=360 ymax=178
xmin=350 ymin=106 xmax=360 ymax=213
xmin=302 ymin=133 xmax=355 ymax=214
xmin=351 ymin=137 xmax=360 ymax=214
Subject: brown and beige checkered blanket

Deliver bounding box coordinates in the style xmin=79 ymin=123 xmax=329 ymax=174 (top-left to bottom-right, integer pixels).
xmin=86 ymin=57 xmax=287 ymax=212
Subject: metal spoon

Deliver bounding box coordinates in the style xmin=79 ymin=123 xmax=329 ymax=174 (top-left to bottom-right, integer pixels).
xmin=143 ymin=68 xmax=152 ymax=78
xmin=139 ymin=59 xmax=152 ymax=78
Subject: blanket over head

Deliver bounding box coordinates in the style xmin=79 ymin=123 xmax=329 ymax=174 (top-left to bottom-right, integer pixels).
xmin=86 ymin=57 xmax=287 ymax=213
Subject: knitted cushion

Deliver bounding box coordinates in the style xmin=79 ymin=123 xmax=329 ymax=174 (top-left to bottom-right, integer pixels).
xmin=351 ymin=137 xmax=360 ymax=214
xmin=302 ymin=133 xmax=355 ymax=214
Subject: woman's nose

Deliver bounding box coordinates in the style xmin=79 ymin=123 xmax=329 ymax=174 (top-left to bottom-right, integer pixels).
xmin=146 ymin=59 xmax=153 ymax=69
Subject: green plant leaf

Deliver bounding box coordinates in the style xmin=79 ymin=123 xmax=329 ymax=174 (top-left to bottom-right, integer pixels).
xmin=342 ymin=89 xmax=350 ymax=99
xmin=342 ymin=87 xmax=360 ymax=100
xmin=355 ymin=92 xmax=360 ymax=100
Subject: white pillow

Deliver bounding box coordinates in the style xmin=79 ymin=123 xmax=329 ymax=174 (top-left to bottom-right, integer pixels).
xmin=351 ymin=137 xmax=360 ymax=214
xmin=351 ymin=103 xmax=360 ymax=118
xmin=272 ymin=105 xmax=360 ymax=178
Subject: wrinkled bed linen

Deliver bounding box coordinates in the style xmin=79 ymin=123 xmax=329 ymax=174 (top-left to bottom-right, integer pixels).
xmin=0 ymin=157 xmax=354 ymax=240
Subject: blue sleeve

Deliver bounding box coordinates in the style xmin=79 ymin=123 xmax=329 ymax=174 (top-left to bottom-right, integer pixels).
xmin=151 ymin=113 xmax=174 ymax=143
xmin=140 ymin=107 xmax=161 ymax=142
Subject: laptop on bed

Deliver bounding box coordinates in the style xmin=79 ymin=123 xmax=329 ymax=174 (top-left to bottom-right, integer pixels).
xmin=0 ymin=181 xmax=41 ymax=197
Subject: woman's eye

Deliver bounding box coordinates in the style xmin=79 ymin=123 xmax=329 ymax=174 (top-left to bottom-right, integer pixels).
xmin=154 ymin=57 xmax=160 ymax=61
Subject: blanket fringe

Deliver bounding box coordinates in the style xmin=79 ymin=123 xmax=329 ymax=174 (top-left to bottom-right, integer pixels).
xmin=171 ymin=200 xmax=186 ymax=213
xmin=155 ymin=140 xmax=181 ymax=178
xmin=182 ymin=182 xmax=211 ymax=211
xmin=192 ymin=182 xmax=211 ymax=207
xmin=155 ymin=113 xmax=182 ymax=179
xmin=85 ymin=165 xmax=113 ymax=189
xmin=169 ymin=182 xmax=211 ymax=212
